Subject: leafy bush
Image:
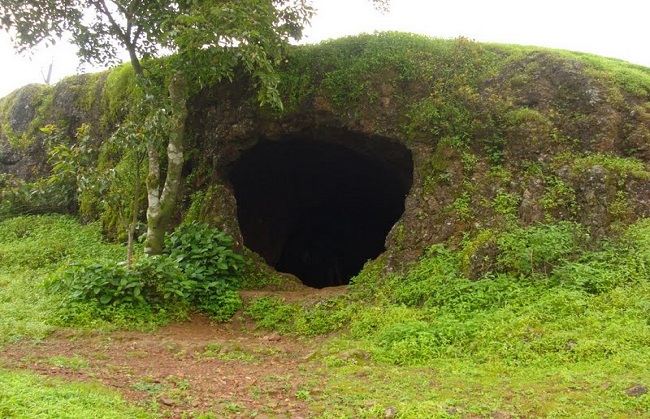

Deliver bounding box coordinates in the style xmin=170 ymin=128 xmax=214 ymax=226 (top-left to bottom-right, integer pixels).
xmin=46 ymin=222 xmax=246 ymax=321
xmin=47 ymin=255 xmax=190 ymax=308
xmin=164 ymin=221 xmax=246 ymax=310
xmin=48 ymin=262 xmax=145 ymax=306
xmin=135 ymin=255 xmax=192 ymax=302
xmin=0 ymin=174 xmax=76 ymax=221
xmin=165 ymin=222 xmax=244 ymax=282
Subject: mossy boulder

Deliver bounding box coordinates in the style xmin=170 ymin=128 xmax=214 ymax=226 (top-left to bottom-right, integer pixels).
xmin=2 ymin=32 xmax=650 ymax=283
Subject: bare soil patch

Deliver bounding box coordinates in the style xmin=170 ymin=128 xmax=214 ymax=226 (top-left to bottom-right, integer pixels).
xmin=0 ymin=287 xmax=345 ymax=417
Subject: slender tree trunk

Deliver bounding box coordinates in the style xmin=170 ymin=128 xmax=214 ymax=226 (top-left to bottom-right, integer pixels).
xmin=126 ymin=152 xmax=144 ymax=266
xmin=126 ymin=48 xmax=145 ymax=261
xmin=144 ymin=73 xmax=188 ymax=255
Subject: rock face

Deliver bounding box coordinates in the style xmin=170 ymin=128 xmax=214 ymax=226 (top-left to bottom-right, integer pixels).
xmin=2 ymin=33 xmax=650 ymax=286
xmin=0 ymin=84 xmax=51 ymax=180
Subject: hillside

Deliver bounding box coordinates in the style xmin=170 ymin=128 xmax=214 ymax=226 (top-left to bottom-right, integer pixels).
xmin=2 ymin=32 xmax=650 ymax=286
xmin=2 ymin=33 xmax=650 ymax=417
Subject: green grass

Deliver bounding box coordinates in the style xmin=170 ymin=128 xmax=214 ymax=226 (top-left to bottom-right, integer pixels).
xmin=0 ymin=369 xmax=152 ymax=418
xmin=0 ymin=214 xmax=180 ymax=344
xmin=0 ymin=214 xmax=182 ymax=418
xmin=305 ymin=348 xmax=650 ymax=418
xmin=0 ymin=269 xmax=56 ymax=344
xmin=45 ymin=356 xmax=91 ymax=371
xmin=240 ymin=220 xmax=650 ymax=417
xmin=486 ymin=42 xmax=650 ymax=96
xmin=2 ymin=215 xmax=650 ymax=417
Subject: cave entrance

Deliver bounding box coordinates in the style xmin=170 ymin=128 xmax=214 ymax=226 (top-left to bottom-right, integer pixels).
xmin=229 ymin=132 xmax=413 ymax=288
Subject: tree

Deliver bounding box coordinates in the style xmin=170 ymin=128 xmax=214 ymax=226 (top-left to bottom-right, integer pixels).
xmin=1 ymin=0 xmax=313 ymax=255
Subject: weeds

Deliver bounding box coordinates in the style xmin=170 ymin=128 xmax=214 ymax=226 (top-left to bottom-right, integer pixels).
xmin=0 ymin=369 xmax=151 ymax=418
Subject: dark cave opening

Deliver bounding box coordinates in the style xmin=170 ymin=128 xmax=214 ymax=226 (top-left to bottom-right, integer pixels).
xmin=229 ymin=133 xmax=413 ymax=288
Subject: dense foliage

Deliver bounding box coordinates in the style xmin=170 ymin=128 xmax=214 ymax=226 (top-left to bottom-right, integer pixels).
xmin=45 ymin=221 xmax=245 ymax=322
xmin=1 ymin=212 xmax=650 ymax=416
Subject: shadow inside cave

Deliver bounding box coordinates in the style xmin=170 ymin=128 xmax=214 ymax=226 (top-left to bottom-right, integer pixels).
xmin=229 ymin=133 xmax=412 ymax=288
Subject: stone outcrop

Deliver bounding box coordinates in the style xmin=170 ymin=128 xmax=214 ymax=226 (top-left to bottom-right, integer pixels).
xmin=2 ymin=33 xmax=650 ymax=286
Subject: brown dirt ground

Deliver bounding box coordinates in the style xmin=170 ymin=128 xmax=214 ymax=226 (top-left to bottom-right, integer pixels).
xmin=0 ymin=287 xmax=349 ymax=418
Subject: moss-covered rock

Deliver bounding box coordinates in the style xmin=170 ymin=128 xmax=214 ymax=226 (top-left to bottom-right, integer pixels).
xmin=2 ymin=32 xmax=650 ymax=281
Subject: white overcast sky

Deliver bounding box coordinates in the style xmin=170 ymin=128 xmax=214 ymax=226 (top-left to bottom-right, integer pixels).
xmin=1 ymin=0 xmax=649 ymax=98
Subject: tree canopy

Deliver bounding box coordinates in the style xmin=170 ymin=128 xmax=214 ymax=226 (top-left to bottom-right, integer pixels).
xmin=1 ymin=0 xmax=314 ymax=256
xmin=0 ymin=1 xmax=313 ymax=84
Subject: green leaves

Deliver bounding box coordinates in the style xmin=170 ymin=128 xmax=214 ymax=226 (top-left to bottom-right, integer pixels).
xmin=496 ymin=222 xmax=585 ymax=277
xmin=47 ymin=262 xmax=146 ymax=307
xmin=45 ymin=222 xmax=246 ymax=321
xmin=161 ymin=222 xmax=247 ymax=318
xmin=166 ymin=0 xmax=313 ymax=99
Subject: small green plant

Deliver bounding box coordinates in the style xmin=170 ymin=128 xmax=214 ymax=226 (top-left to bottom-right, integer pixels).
xmin=460 ymin=151 xmax=478 ymax=172
xmin=493 ymin=189 xmax=521 ymax=218
xmin=449 ymin=192 xmax=473 ymax=221
xmin=540 ymin=176 xmax=577 ymax=216
xmin=46 ymin=355 xmax=90 ymax=371
xmin=496 ymin=222 xmax=584 ymax=276
xmin=295 ymin=388 xmax=312 ymax=401
xmin=132 ymin=379 xmax=166 ymax=394
xmin=223 ymin=402 xmax=242 ymax=414
xmin=244 ymin=296 xmax=299 ymax=331
xmin=202 ymin=343 xmax=256 ymax=362
xmin=198 ymin=289 xmax=243 ymax=321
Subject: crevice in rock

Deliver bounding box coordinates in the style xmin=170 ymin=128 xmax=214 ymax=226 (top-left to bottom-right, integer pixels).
xmin=229 ymin=131 xmax=413 ymax=288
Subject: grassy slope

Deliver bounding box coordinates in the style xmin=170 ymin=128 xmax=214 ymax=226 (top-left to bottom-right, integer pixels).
xmin=0 ymin=369 xmax=151 ymax=419
xmin=245 ymin=220 xmax=650 ymax=417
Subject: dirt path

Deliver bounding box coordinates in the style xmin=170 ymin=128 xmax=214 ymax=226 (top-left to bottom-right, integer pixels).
xmin=0 ymin=288 xmax=348 ymax=418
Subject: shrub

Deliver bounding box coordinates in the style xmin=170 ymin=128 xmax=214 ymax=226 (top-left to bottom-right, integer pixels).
xmin=164 ymin=222 xmax=247 ymax=309
xmin=135 ymin=255 xmax=192 ymax=302
xmin=48 ymin=262 xmax=146 ymax=306
xmin=0 ymin=174 xmax=76 ymax=220
xmin=46 ymin=222 xmax=247 ymax=322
